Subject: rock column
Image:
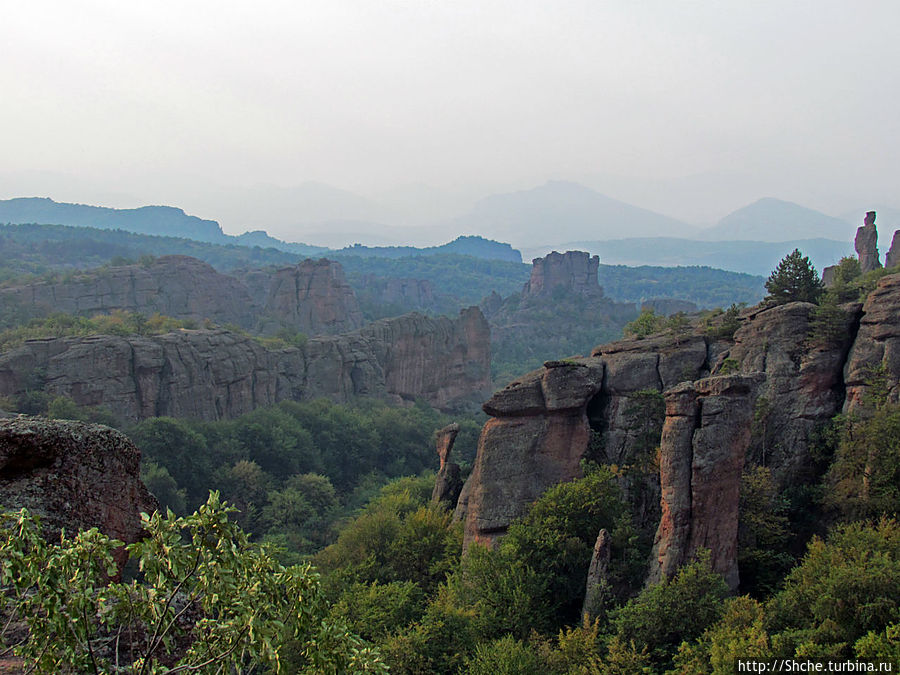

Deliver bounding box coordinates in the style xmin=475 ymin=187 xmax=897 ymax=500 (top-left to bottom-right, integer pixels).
xmin=647 ymin=374 xmax=760 ymax=591
xmin=855 ymin=211 xmax=882 ymax=273
xmin=431 ymin=422 xmax=463 ymax=508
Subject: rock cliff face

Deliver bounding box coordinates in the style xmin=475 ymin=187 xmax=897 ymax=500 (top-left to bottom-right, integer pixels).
xmin=647 ymin=375 xmax=761 ymax=591
xmin=0 ymin=255 xmax=373 ymax=339
xmin=457 ymin=271 xmax=900 ymax=587
xmin=258 ymin=258 xmax=363 ymax=335
xmin=0 ymin=256 xmax=256 ymax=328
xmin=843 ymin=273 xmax=900 ymax=412
xmin=0 ymin=309 xmax=491 ymax=421
xmin=522 ymin=251 xmax=601 ymax=297
xmin=855 ymin=211 xmax=882 ymax=273
xmin=0 ymin=417 xmax=157 ymax=569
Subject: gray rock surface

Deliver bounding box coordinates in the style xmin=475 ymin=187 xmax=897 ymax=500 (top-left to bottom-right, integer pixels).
xmin=0 ymin=417 xmax=157 ymax=570
xmin=0 ymin=308 xmax=492 ymax=421
xmin=855 ymin=211 xmax=882 ymax=273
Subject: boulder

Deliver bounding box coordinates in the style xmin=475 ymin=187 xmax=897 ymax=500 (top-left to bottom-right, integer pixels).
xmin=0 ymin=417 xmax=157 ymax=570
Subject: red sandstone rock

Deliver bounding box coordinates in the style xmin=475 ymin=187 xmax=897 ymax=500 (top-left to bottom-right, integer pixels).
xmin=647 ymin=375 xmax=761 ymax=591
xmin=522 ymin=251 xmax=601 ymax=297
xmin=431 ymin=423 xmax=463 ymax=507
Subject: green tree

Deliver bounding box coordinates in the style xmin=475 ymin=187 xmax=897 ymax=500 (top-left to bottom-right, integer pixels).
xmin=0 ymin=493 xmax=387 ymax=673
xmin=611 ymin=553 xmax=729 ymax=669
xmin=765 ymin=249 xmax=823 ymax=305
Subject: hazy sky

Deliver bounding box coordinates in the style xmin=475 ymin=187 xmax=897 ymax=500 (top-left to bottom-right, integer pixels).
xmin=3 ymin=1 xmax=899 ymax=237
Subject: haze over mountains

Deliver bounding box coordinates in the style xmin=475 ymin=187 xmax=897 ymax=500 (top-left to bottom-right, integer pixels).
xmin=1 ymin=181 xmax=894 ymax=276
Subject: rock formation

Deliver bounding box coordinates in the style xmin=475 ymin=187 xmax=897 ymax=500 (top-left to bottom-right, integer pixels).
xmin=843 ymin=273 xmax=900 ymax=412
xmin=258 ymin=258 xmax=363 ymax=335
xmin=885 ymin=230 xmax=900 ymax=270
xmin=0 ymin=417 xmax=157 ymax=569
xmin=456 ymin=359 xmax=605 ymax=548
xmin=724 ymin=301 xmax=860 ymax=485
xmin=0 ymin=308 xmax=491 ymax=422
xmin=855 ymin=211 xmax=882 ymax=273
xmin=582 ymin=528 xmax=612 ymax=622
xmin=456 ymin=270 xmax=885 ymax=583
xmin=646 ymin=375 xmax=761 ymax=591
xmin=431 ymin=423 xmax=463 ymax=507
xmin=0 ymin=256 xmax=256 ymax=328
xmin=522 ymin=251 xmax=601 ymax=297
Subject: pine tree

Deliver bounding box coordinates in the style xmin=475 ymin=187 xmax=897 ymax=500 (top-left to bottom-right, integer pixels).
xmin=765 ymin=249 xmax=823 ymax=305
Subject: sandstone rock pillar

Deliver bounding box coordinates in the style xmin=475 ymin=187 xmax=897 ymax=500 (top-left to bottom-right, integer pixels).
xmin=582 ymin=527 xmax=612 ymax=623
xmin=855 ymin=211 xmax=882 ymax=273
xmin=885 ymin=230 xmax=900 ymax=270
xmin=431 ymin=422 xmax=463 ymax=508
xmin=647 ymin=374 xmax=760 ymax=591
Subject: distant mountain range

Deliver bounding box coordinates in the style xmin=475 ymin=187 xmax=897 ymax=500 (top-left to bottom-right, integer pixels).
xmin=450 ymin=180 xmax=699 ymax=244
xmin=3 ymin=189 xmax=897 ymax=276
xmin=701 ymin=198 xmax=854 ymax=242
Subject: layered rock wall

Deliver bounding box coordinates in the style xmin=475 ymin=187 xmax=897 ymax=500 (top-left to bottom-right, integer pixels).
xmin=0 ymin=308 xmax=491 ymax=421
xmin=258 ymin=258 xmax=363 ymax=335
xmin=0 ymin=256 xmax=257 ymax=328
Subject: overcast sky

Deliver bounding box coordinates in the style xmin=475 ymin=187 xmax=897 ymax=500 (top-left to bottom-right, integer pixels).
xmin=2 ymin=1 xmax=899 ymax=237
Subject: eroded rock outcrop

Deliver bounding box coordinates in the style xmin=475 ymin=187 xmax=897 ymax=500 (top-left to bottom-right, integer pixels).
xmin=456 ymin=359 xmax=605 ymax=547
xmin=258 ymin=258 xmax=363 ymax=335
xmin=723 ymin=301 xmax=861 ymax=485
xmin=0 ymin=308 xmax=491 ymax=421
xmin=431 ymin=423 xmax=463 ymax=508
xmin=0 ymin=256 xmax=256 ymax=328
xmin=843 ymin=273 xmax=900 ymax=412
xmin=647 ymin=375 xmax=761 ymax=591
xmin=885 ymin=230 xmax=900 ymax=271
xmin=522 ymin=251 xmax=601 ymax=297
xmin=0 ymin=417 xmax=157 ymax=569
xmin=855 ymin=211 xmax=882 ymax=273
xmin=582 ymin=528 xmax=612 ymax=621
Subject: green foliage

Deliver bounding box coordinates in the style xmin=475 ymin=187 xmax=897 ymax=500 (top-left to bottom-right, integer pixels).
xmin=0 ymin=310 xmax=194 ymax=352
xmin=806 ymin=294 xmax=852 ymax=348
xmin=702 ymin=303 xmax=744 ymax=340
xmin=465 ymin=635 xmax=546 ymax=674
xmin=315 ymin=475 xmax=461 ymax=595
xmin=610 ymin=553 xmax=729 ymax=669
xmin=738 ymin=467 xmax=794 ymax=597
xmin=765 ymin=518 xmax=900 ymax=659
xmin=598 ymin=264 xmax=765 ymax=309
xmin=0 ymin=494 xmax=387 ymax=673
xmin=329 ymin=581 xmax=426 ymax=643
xmin=764 ymin=249 xmax=823 ymax=305
xmin=501 ymin=467 xmax=627 ymax=624
xmin=671 ymin=596 xmax=772 ymax=674
xmin=624 ymin=308 xmax=666 ymax=339
xmin=823 ymin=403 xmax=900 ymax=521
